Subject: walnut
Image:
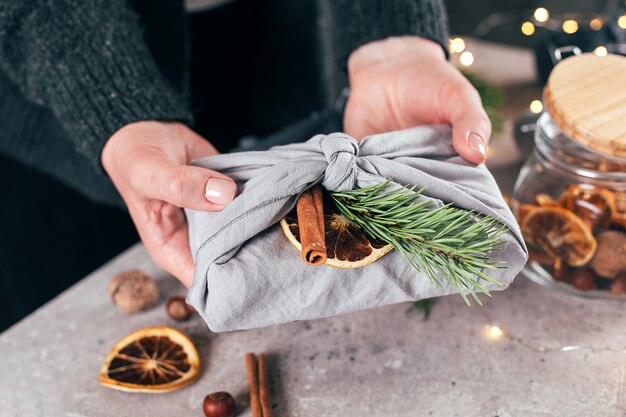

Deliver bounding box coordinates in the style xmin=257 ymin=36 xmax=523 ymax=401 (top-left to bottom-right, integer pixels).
xmin=108 ymin=270 xmax=159 ymax=314
xmin=590 ymin=231 xmax=626 ymax=278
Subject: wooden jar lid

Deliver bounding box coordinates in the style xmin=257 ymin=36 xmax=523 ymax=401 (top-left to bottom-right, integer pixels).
xmin=544 ymin=53 xmax=626 ymax=158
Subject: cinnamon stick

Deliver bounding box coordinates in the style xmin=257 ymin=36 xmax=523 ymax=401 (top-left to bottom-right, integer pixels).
xmin=296 ymin=185 xmax=327 ymax=265
xmin=258 ymin=354 xmax=274 ymax=417
xmin=245 ymin=353 xmax=263 ymax=417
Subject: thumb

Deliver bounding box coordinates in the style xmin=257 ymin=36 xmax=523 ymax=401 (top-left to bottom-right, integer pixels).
xmin=144 ymin=161 xmax=237 ymax=211
xmin=447 ymin=83 xmax=492 ymax=164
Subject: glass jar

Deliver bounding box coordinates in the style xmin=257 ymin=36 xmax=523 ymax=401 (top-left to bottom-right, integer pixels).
xmin=512 ymin=112 xmax=626 ymax=298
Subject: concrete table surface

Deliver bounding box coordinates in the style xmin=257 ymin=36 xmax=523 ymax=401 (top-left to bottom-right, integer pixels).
xmin=3 ymin=244 xmax=626 ymax=417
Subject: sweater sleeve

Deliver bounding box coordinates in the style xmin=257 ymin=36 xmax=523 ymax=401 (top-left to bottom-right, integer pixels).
xmin=0 ymin=0 xmax=192 ymax=170
xmin=325 ymin=0 xmax=449 ymax=68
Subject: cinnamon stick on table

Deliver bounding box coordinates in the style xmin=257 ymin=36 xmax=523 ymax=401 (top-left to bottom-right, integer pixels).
xmin=257 ymin=354 xmax=273 ymax=417
xmin=245 ymin=352 xmax=274 ymax=417
xmin=245 ymin=353 xmax=263 ymax=417
xmin=296 ymin=185 xmax=327 ymax=265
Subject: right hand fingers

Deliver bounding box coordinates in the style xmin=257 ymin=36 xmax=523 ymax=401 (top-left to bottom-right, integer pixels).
xmin=127 ymin=199 xmax=197 ymax=287
xmin=443 ymin=76 xmax=492 ymax=164
xmin=137 ymin=161 xmax=237 ymax=211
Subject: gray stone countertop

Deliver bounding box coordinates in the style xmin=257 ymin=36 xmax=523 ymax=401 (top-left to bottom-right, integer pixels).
xmin=2 ymin=243 xmax=626 ymax=417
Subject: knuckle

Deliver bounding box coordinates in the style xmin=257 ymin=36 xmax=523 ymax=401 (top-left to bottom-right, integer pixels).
xmin=127 ymin=164 xmax=151 ymax=194
xmin=439 ymin=77 xmax=460 ymax=104
xmin=165 ymin=169 xmax=188 ymax=206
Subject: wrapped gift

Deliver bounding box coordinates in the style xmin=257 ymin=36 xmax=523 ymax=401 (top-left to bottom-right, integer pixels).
xmin=185 ymin=126 xmax=527 ymax=332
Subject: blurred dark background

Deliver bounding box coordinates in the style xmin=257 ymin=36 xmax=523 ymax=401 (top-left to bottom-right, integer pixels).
xmin=447 ymin=0 xmax=612 ymax=45
xmin=0 ymin=0 xmax=616 ymax=331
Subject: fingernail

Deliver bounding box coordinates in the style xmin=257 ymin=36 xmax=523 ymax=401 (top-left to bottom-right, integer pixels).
xmin=468 ymin=132 xmax=486 ymax=160
xmin=205 ymin=178 xmax=237 ymax=205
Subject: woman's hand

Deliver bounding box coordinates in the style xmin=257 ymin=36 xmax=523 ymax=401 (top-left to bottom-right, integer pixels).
xmin=102 ymin=121 xmax=237 ymax=287
xmin=344 ymin=36 xmax=491 ymax=164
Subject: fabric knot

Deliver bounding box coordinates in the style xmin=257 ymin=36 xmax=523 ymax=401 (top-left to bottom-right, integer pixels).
xmin=320 ymin=133 xmax=359 ymax=192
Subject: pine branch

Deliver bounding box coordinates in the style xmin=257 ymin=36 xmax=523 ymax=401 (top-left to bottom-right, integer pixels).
xmin=331 ymin=180 xmax=508 ymax=305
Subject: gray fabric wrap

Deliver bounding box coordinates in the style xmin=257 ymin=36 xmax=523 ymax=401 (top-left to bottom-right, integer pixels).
xmin=185 ymin=126 xmax=528 ymax=332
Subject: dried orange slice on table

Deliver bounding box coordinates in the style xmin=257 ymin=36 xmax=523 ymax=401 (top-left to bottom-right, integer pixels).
xmin=521 ymin=207 xmax=596 ymax=267
xmin=99 ymin=326 xmax=200 ymax=393
xmin=280 ymin=195 xmax=392 ymax=268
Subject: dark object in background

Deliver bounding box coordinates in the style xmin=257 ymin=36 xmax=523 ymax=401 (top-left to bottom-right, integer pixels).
xmin=0 ymin=155 xmax=138 ymax=332
xmin=190 ymin=0 xmax=345 ymax=151
xmin=534 ymin=9 xmax=626 ymax=84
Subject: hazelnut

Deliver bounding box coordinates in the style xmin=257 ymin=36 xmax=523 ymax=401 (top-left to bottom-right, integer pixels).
xmin=570 ymin=268 xmax=595 ymax=291
xmin=166 ymin=296 xmax=194 ymax=321
xmin=551 ymin=259 xmax=569 ymax=282
xmin=590 ymin=231 xmax=626 ymax=278
xmin=528 ymin=248 xmax=553 ymax=266
xmin=611 ymin=272 xmax=626 ymax=295
xmin=203 ymin=391 xmax=237 ymax=417
xmin=108 ymin=270 xmax=159 ymax=314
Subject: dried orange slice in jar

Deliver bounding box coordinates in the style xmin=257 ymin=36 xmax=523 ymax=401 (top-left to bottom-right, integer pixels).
xmin=99 ymin=327 xmax=200 ymax=393
xmin=559 ymin=185 xmax=616 ymax=228
xmin=280 ymin=196 xmax=392 ymax=268
xmin=534 ymin=194 xmax=559 ymax=207
xmin=608 ymin=189 xmax=626 ymax=230
xmin=521 ymin=207 xmax=597 ymax=267
xmin=515 ymin=204 xmax=537 ymax=225
xmin=613 ymin=190 xmax=626 ymax=214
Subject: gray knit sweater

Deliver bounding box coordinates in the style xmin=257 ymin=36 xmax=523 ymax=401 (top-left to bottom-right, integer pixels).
xmin=0 ymin=0 xmax=447 ymax=180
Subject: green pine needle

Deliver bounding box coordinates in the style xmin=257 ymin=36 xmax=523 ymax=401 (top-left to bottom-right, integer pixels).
xmin=407 ymin=298 xmax=436 ymax=320
xmin=331 ymin=180 xmax=508 ymax=306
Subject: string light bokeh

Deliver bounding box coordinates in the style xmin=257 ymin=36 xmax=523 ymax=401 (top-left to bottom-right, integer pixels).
xmin=521 ymin=21 xmax=535 ymax=36
xmin=533 ymin=7 xmax=550 ymax=23
xmin=482 ymin=323 xmax=626 ymax=354
xmin=529 ymin=100 xmax=543 ymax=114
xmin=449 ymin=6 xmax=626 ymax=112
xmin=589 ymin=17 xmax=603 ymax=30
xmin=594 ymin=45 xmax=608 ymax=56
xmin=562 ymin=19 xmax=579 ymax=34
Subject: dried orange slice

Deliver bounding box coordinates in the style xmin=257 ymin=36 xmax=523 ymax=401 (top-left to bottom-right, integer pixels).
xmin=99 ymin=327 xmax=200 ymax=393
xmin=280 ymin=195 xmax=392 ymax=268
xmin=521 ymin=207 xmax=596 ymax=267
xmin=515 ymin=204 xmax=537 ymax=225
xmin=534 ymin=194 xmax=559 ymax=207
xmin=613 ymin=190 xmax=626 ymax=214
xmin=559 ymin=185 xmax=615 ymax=228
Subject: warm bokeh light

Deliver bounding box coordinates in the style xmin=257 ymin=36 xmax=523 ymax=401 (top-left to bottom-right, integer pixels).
xmin=534 ymin=7 xmax=549 ymax=23
xmin=450 ymin=37 xmax=465 ymax=53
xmin=459 ymin=51 xmax=474 ymax=67
xmin=521 ymin=21 xmax=536 ymax=36
xmin=618 ymin=15 xmax=626 ymax=29
xmin=530 ymin=100 xmax=543 ymax=114
xmin=562 ymin=20 xmax=579 ymax=34
xmin=589 ymin=18 xmax=603 ymax=30
xmin=486 ymin=325 xmax=504 ymax=340
xmin=594 ymin=46 xmax=608 ymax=57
